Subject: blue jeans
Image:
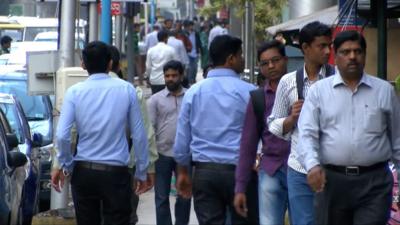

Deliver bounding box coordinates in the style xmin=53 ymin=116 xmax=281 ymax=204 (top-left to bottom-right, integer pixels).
xmin=258 ymin=167 xmax=289 ymax=225
xmin=188 ymin=56 xmax=198 ymax=84
xmin=155 ymin=154 xmax=191 ymax=225
xmin=287 ymin=167 xmax=314 ymax=225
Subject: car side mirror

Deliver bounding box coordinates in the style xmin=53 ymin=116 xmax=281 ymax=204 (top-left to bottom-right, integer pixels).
xmin=7 ymin=151 xmax=27 ymax=168
xmin=6 ymin=133 xmax=19 ymax=150
xmin=32 ymin=132 xmax=43 ymax=148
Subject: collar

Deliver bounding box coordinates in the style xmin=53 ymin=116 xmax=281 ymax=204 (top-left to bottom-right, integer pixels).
xmin=303 ymin=64 xmax=327 ymax=82
xmin=87 ymin=73 xmax=110 ymax=80
xmin=263 ymin=80 xmax=275 ymax=93
xmin=207 ymin=68 xmax=240 ymax=79
xmin=332 ymin=71 xmax=372 ymax=88
xmin=162 ymin=87 xmax=186 ymax=97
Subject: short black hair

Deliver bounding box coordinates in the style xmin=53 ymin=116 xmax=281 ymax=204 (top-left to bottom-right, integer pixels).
xmin=163 ymin=60 xmax=184 ymax=74
xmin=157 ymin=30 xmax=169 ymax=41
xmin=333 ymin=30 xmax=366 ymax=53
xmin=1 ymin=35 xmax=12 ymax=45
xmin=82 ymin=41 xmax=111 ymax=74
xmin=299 ymin=21 xmax=332 ymax=47
xmin=209 ymin=35 xmax=242 ymax=66
xmin=257 ymin=40 xmax=286 ymax=61
xmin=109 ymin=45 xmax=120 ymax=73
xmin=164 ymin=18 xmax=173 ymax=24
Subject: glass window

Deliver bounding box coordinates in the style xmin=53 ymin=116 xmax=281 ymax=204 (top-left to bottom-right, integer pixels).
xmin=0 ymin=81 xmax=48 ymax=121
xmin=24 ymin=27 xmax=57 ymax=41
xmin=0 ymin=103 xmax=23 ymax=144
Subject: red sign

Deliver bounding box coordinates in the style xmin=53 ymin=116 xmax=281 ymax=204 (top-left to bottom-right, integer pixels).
xmin=97 ymin=2 xmax=121 ymax=16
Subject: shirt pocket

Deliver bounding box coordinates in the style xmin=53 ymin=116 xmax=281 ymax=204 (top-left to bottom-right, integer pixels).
xmin=364 ymin=107 xmax=384 ymax=133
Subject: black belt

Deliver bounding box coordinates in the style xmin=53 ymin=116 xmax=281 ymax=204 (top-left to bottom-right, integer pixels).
xmin=324 ymin=161 xmax=387 ymax=176
xmin=75 ymin=161 xmax=128 ymax=173
xmin=193 ymin=162 xmax=236 ymax=171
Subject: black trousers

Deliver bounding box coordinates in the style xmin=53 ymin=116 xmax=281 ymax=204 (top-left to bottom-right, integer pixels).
xmin=315 ymin=164 xmax=393 ymax=225
xmin=192 ymin=162 xmax=259 ymax=225
xmin=130 ymin=167 xmax=139 ymax=225
xmin=71 ymin=164 xmax=132 ymax=225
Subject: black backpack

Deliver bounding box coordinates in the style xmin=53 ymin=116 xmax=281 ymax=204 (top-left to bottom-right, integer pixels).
xmin=250 ymin=64 xmax=336 ymax=133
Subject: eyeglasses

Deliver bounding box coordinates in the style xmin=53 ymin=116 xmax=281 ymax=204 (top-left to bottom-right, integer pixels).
xmin=259 ymin=56 xmax=283 ymax=67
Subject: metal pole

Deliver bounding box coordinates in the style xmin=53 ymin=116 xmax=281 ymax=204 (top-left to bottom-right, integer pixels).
xmin=127 ymin=17 xmax=135 ymax=84
xmin=376 ymin=0 xmax=387 ymax=80
xmin=144 ymin=2 xmax=149 ymax=36
xmin=115 ymin=15 xmax=123 ymax=50
xmin=89 ymin=2 xmax=98 ymax=42
xmin=150 ymin=0 xmax=155 ymax=30
xmin=244 ymin=1 xmax=255 ymax=83
xmin=101 ymin=0 xmax=112 ymax=44
xmin=51 ymin=0 xmax=76 ymax=210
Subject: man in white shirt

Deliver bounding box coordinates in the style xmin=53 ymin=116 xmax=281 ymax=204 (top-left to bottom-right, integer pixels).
xmin=167 ymin=30 xmax=189 ymax=69
xmin=208 ymin=19 xmax=228 ymax=49
xmin=144 ymin=25 xmax=160 ymax=52
xmin=146 ymin=30 xmax=179 ymax=94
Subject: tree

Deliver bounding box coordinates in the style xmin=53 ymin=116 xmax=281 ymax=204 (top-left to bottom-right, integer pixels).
xmin=199 ymin=0 xmax=287 ymax=42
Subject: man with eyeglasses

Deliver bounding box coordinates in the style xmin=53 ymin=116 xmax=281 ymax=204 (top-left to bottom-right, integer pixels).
xmin=267 ymin=21 xmax=333 ymax=225
xmin=234 ymin=40 xmax=290 ymax=225
xmin=299 ymin=30 xmax=400 ymax=225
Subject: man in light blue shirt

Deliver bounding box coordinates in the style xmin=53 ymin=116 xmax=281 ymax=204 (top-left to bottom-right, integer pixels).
xmin=173 ymin=35 xmax=257 ymax=225
xmin=51 ymin=41 xmax=150 ymax=225
xmin=299 ymin=30 xmax=400 ymax=225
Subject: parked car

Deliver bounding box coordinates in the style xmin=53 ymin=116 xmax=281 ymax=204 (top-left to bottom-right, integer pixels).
xmin=0 ymin=108 xmax=28 ymax=225
xmin=0 ymin=72 xmax=53 ymax=211
xmin=0 ymin=93 xmax=44 ymax=224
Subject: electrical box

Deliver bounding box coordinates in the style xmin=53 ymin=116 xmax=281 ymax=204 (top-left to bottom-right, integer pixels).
xmin=55 ymin=67 xmax=88 ymax=110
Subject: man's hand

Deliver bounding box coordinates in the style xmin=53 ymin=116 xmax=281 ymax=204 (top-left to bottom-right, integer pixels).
xmin=290 ymin=100 xmax=304 ymax=122
xmin=146 ymin=173 xmax=155 ymax=191
xmin=307 ymin=165 xmax=326 ymax=192
xmin=51 ymin=169 xmax=66 ymax=193
xmin=234 ymin=193 xmax=248 ymax=218
xmin=135 ymin=179 xmax=148 ymax=195
xmin=176 ymin=171 xmax=192 ymax=199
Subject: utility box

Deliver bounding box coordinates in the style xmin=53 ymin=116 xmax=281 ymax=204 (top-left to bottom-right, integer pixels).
xmin=55 ymin=67 xmax=88 ymax=110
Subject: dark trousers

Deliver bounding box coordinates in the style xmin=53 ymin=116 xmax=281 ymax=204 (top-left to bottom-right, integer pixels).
xmin=71 ymin=164 xmax=132 ymax=225
xmin=192 ymin=162 xmax=259 ymax=225
xmin=130 ymin=167 xmax=139 ymax=225
xmin=155 ymin=154 xmax=191 ymax=225
xmin=151 ymin=85 xmax=165 ymax=95
xmin=315 ymin=164 xmax=393 ymax=225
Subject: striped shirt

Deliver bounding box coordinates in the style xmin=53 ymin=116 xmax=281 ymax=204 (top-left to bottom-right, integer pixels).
xmin=267 ymin=65 xmax=331 ymax=174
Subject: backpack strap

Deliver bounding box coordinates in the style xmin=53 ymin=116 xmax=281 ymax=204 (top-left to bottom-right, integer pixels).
xmin=250 ymin=88 xmax=266 ymax=135
xmin=296 ymin=64 xmax=335 ymax=100
xmin=296 ymin=68 xmax=304 ymax=100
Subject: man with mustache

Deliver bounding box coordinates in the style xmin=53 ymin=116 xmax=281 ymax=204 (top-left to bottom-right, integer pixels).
xmin=147 ymin=60 xmax=191 ymax=225
xmin=298 ymin=30 xmax=400 ymax=225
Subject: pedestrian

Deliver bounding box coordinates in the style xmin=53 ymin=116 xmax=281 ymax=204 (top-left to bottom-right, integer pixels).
xmin=267 ymin=21 xmax=333 ymax=225
xmin=175 ymin=20 xmax=192 ymax=53
xmin=51 ymin=41 xmax=151 ymax=225
xmin=0 ymin=35 xmax=12 ymax=55
xmin=163 ymin=18 xmax=173 ymax=32
xmin=208 ymin=19 xmax=228 ymax=50
xmin=298 ymin=30 xmax=400 ymax=225
xmin=173 ymin=35 xmax=257 ymax=225
xmin=147 ymin=60 xmax=191 ymax=225
xmin=167 ymin=30 xmax=189 ymax=70
xmin=183 ymin=20 xmax=201 ymax=85
xmin=145 ymin=30 xmax=178 ymax=94
xmin=144 ymin=25 xmax=160 ymax=52
xmin=109 ymin=45 xmax=159 ymax=225
xmin=234 ymin=40 xmax=290 ymax=225
xmin=199 ymin=23 xmax=210 ymax=72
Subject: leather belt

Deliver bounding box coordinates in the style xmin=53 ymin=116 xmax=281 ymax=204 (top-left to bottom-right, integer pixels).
xmin=75 ymin=161 xmax=128 ymax=173
xmin=193 ymin=162 xmax=236 ymax=171
xmin=323 ymin=161 xmax=387 ymax=176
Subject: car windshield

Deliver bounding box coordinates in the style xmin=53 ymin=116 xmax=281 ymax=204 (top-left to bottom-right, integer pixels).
xmin=24 ymin=27 xmax=58 ymax=41
xmin=0 ymin=80 xmax=48 ymax=121
xmin=0 ymin=103 xmax=23 ymax=144
xmin=0 ymin=29 xmax=23 ymax=42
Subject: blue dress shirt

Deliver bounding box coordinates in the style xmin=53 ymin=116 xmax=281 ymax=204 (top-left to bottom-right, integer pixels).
xmin=56 ymin=74 xmax=149 ymax=180
xmin=173 ymin=68 xmax=256 ymax=166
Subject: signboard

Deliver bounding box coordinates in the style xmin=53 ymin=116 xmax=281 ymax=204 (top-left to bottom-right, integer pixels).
xmin=98 ymin=2 xmax=122 ymax=16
